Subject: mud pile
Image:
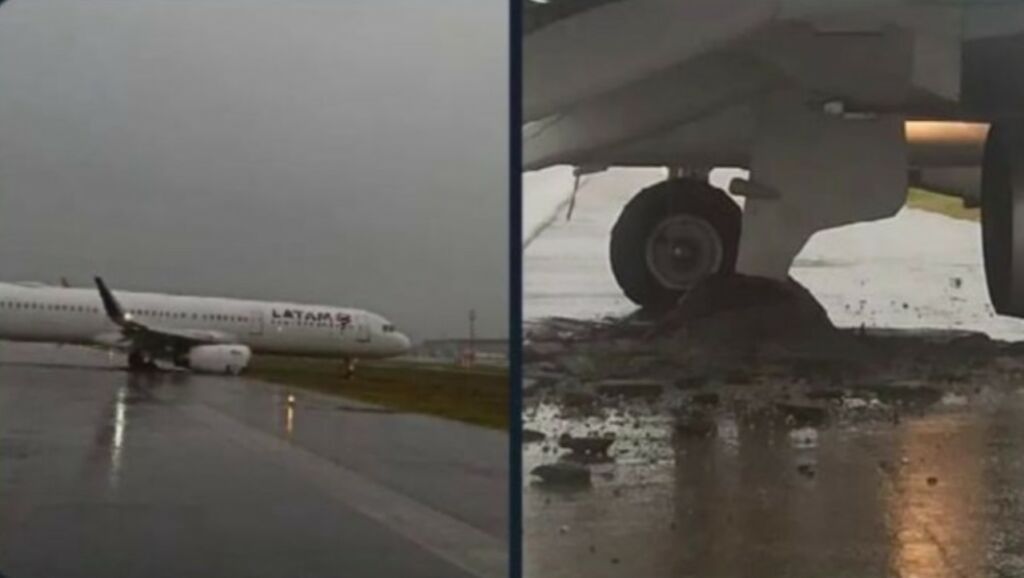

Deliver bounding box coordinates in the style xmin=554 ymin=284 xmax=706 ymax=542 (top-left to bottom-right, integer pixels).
xmin=524 ymin=275 xmax=1024 ymax=486
xmin=527 ymin=275 xmax=1022 ymax=393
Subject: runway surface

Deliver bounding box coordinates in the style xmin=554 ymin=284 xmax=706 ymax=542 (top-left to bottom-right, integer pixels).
xmin=0 ymin=343 xmax=507 ymax=578
xmin=524 ymin=167 xmax=1024 ymax=578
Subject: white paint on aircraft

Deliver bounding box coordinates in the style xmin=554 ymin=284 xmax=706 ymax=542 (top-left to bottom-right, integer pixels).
xmin=0 ymin=280 xmax=411 ymax=373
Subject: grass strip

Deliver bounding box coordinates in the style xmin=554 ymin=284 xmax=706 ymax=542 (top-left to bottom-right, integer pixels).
xmin=249 ymin=356 xmax=508 ymax=430
xmin=907 ymin=188 xmax=979 ymax=222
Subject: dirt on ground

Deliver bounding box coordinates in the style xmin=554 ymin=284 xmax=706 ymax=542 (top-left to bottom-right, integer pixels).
xmin=524 ymin=275 xmax=1024 ymax=486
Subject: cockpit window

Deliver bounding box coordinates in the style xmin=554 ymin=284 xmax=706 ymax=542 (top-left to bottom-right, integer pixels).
xmin=383 ymin=324 xmax=396 ymax=333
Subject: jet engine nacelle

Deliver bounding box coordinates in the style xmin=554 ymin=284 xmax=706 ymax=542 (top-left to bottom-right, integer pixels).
xmin=184 ymin=344 xmax=252 ymax=375
xmin=982 ymin=121 xmax=1024 ymax=317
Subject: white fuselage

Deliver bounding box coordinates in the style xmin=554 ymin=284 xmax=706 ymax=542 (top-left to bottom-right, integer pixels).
xmin=0 ymin=282 xmax=411 ymax=359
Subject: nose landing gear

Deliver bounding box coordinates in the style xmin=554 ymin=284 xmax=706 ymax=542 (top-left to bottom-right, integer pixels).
xmin=342 ymin=358 xmax=357 ymax=379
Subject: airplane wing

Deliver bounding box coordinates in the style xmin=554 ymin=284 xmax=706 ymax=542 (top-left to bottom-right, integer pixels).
xmin=523 ymin=0 xmax=1024 ymax=171
xmin=94 ymin=277 xmax=235 ymax=355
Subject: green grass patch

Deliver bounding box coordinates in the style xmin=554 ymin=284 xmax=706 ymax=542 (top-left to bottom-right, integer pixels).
xmin=248 ymin=356 xmax=508 ymax=430
xmin=906 ymin=188 xmax=979 ymax=222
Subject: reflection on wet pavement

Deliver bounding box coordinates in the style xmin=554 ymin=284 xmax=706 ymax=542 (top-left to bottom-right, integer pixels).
xmin=107 ymin=385 xmax=128 ymax=490
xmin=525 ymin=391 xmax=1024 ymax=578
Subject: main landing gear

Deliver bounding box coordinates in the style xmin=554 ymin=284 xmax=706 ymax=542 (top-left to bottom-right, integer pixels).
xmin=127 ymin=350 xmax=158 ymax=372
xmin=610 ymin=98 xmax=908 ymax=312
xmin=610 ymin=177 xmax=741 ymax=310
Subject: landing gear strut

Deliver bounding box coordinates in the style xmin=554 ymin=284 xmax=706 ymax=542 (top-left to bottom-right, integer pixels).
xmin=610 ymin=177 xmax=741 ymax=310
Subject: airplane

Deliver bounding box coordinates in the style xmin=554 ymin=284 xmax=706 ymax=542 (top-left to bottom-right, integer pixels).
xmin=523 ymin=1 xmax=1024 ymax=316
xmin=0 ymin=277 xmax=411 ymax=375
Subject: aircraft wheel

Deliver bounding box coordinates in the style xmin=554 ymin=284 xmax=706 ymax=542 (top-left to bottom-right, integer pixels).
xmin=610 ymin=178 xmax=741 ymax=310
xmin=983 ymin=121 xmax=1024 ymax=317
xmin=127 ymin=351 xmax=156 ymax=372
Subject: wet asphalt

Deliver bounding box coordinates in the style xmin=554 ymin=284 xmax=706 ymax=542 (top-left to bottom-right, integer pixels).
xmin=0 ymin=343 xmax=507 ymax=578
xmin=525 ymin=391 xmax=1024 ymax=578
xmin=523 ymin=167 xmax=1024 ymax=578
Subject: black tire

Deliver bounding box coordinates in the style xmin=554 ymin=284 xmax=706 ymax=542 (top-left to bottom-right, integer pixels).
xmin=610 ymin=178 xmax=741 ymax=310
xmin=982 ymin=121 xmax=1022 ymax=315
xmin=127 ymin=350 xmax=155 ymax=372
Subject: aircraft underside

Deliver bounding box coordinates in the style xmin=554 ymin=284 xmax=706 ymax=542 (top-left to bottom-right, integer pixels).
xmin=523 ymin=0 xmax=1024 ymax=317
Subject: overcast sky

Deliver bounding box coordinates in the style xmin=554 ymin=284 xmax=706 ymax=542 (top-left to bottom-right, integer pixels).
xmin=0 ymin=0 xmax=508 ymax=341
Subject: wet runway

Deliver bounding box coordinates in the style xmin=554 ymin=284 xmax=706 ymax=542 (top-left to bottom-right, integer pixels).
xmin=525 ymin=396 xmax=1024 ymax=578
xmin=523 ymin=167 xmax=1024 ymax=578
xmin=0 ymin=343 xmax=507 ymax=578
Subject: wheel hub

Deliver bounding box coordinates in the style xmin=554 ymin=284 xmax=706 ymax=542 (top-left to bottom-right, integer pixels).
xmin=645 ymin=214 xmax=723 ymax=290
